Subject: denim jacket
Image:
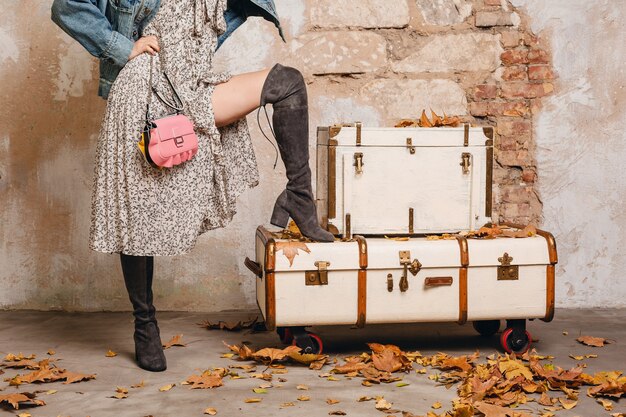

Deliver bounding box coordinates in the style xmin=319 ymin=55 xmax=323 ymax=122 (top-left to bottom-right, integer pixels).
xmin=50 ymin=0 xmax=285 ymax=99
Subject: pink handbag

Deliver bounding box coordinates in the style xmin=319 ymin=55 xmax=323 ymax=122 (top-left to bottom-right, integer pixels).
xmin=139 ymin=58 xmax=199 ymax=169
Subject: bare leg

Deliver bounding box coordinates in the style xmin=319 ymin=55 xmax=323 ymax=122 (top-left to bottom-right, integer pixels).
xmin=211 ymin=68 xmax=271 ymax=127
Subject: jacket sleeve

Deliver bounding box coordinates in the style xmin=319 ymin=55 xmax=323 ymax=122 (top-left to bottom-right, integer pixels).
xmin=51 ymin=0 xmax=134 ymax=67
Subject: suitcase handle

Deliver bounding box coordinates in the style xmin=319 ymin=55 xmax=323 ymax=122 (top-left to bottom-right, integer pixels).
xmin=424 ymin=276 xmax=453 ymax=287
xmin=244 ymin=257 xmax=263 ymax=278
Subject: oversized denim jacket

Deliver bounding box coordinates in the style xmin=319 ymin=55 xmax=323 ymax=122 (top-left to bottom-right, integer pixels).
xmin=50 ymin=0 xmax=285 ymax=99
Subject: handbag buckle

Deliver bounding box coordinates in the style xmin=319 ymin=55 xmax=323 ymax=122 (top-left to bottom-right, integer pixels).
xmin=174 ymin=136 xmax=184 ymax=147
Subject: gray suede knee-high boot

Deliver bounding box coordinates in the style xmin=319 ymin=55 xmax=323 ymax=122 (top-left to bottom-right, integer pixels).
xmin=260 ymin=63 xmax=334 ymax=242
xmin=120 ymin=254 xmax=166 ymax=372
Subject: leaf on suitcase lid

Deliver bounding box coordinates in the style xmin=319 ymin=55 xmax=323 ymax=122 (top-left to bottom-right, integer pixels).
xmin=500 ymin=225 xmax=537 ymax=238
xmin=0 ymin=392 xmax=46 ymax=410
xmin=576 ymin=335 xmax=611 ymax=347
xmin=394 ymin=119 xmax=419 ymax=128
xmin=275 ymin=241 xmax=311 ymax=266
xmin=419 ymin=110 xmax=433 ymax=127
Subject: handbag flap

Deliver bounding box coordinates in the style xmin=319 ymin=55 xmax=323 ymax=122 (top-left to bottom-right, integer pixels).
xmin=153 ymin=114 xmax=195 ymax=139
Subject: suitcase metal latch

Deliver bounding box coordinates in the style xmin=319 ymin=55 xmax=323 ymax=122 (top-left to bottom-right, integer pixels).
xmin=354 ymin=152 xmax=364 ymax=174
xmin=399 ymin=251 xmax=422 ymax=292
xmin=497 ymin=252 xmax=519 ymax=281
xmin=305 ymin=261 xmax=331 ymax=286
xmin=460 ymin=152 xmax=471 ymax=175
xmin=406 ymin=138 xmax=416 ymax=154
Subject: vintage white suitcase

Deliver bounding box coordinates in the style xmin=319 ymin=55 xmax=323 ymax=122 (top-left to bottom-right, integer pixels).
xmin=245 ymin=224 xmax=557 ymax=354
xmin=316 ymin=123 xmax=494 ymax=237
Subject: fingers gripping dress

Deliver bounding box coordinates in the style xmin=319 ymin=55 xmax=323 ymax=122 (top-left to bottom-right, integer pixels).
xmin=89 ymin=0 xmax=259 ymax=256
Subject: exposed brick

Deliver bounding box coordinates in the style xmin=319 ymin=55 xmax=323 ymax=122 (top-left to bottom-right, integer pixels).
xmin=522 ymin=169 xmax=537 ymax=183
xmin=528 ymin=65 xmax=554 ymax=80
xmin=475 ymin=11 xmax=517 ymax=27
xmin=523 ymin=33 xmax=540 ymax=47
xmin=501 ymin=82 xmax=554 ymax=99
xmin=497 ymin=135 xmax=518 ymax=151
xmin=469 ymin=101 xmax=529 ymax=117
xmin=497 ymin=150 xmax=531 ymax=167
xmin=499 ymin=185 xmax=536 ymax=203
xmin=501 ymin=49 xmax=529 ymax=65
xmin=473 ymin=84 xmax=498 ymax=100
xmin=502 ymin=65 xmax=527 ymax=81
xmin=500 ymin=31 xmax=522 ymax=48
xmin=484 ymin=0 xmax=502 ymax=6
xmin=500 ymin=203 xmax=532 ymax=219
xmin=528 ymin=49 xmax=549 ymax=64
xmin=497 ymin=119 xmax=531 ymax=137
xmin=310 ymin=0 xmax=410 ymax=28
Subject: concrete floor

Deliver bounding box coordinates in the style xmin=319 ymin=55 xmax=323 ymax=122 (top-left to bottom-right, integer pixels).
xmin=0 ymin=309 xmax=624 ymax=417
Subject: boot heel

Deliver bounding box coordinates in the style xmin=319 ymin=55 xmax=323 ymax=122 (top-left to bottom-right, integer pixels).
xmin=270 ymin=203 xmax=290 ymax=228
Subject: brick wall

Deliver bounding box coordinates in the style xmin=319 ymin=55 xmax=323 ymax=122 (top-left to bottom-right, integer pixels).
xmin=287 ymin=0 xmax=556 ymax=225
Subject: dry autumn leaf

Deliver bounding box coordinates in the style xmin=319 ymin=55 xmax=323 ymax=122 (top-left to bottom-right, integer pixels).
xmin=244 ymin=398 xmax=262 ymax=403
xmin=163 ymin=334 xmax=187 ymax=349
xmin=326 ymin=398 xmax=340 ymax=405
xmin=375 ymin=397 xmax=392 ymax=410
xmin=159 ymin=384 xmax=175 ymax=392
xmin=204 ymin=407 xmax=218 ymax=415
xmin=0 ymin=392 xmax=45 ymax=410
xmin=105 ymin=349 xmax=117 ymax=357
xmin=577 ymin=335 xmax=611 ymax=347
xmin=110 ymin=386 xmax=128 ymax=399
xmin=199 ymin=317 xmax=258 ymax=331
xmin=296 ymin=384 xmax=309 ymax=390
xmin=253 ymin=345 xmax=301 ymax=365
xmin=329 ymin=411 xmax=346 ymax=416
xmin=185 ymin=370 xmax=223 ymax=389
xmin=275 ymin=241 xmax=311 ymax=266
xmin=297 ymin=395 xmax=311 ymax=401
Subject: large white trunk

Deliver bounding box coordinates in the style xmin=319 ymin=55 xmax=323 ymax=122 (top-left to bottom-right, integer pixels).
xmin=316 ymin=124 xmax=494 ymax=237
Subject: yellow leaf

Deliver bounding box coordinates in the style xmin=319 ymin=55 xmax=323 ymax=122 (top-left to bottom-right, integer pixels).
xmin=280 ymin=402 xmax=295 ymax=408
xmin=597 ymin=398 xmax=613 ymax=411
xmin=47 ymin=349 xmax=55 ymax=356
xmin=204 ymin=407 xmax=218 ymax=415
xmin=159 ymin=384 xmax=175 ymax=392
xmin=296 ymin=384 xmax=309 ymax=390
xmin=297 ymin=395 xmax=311 ymax=401
xmin=375 ymin=398 xmax=392 ymax=410
xmin=130 ymin=380 xmax=145 ymax=388
xmin=559 ymin=398 xmax=577 ymax=410
xmin=105 ymin=349 xmax=117 ymax=357
xmin=18 ymin=413 xmax=31 ymax=417
xmin=45 ymin=390 xmax=57 ymax=395
xmin=326 ymin=398 xmax=340 ymax=404
xmin=432 ymin=402 xmax=442 ymax=409
xmin=163 ymin=334 xmax=187 ymax=349
xmin=244 ymin=398 xmax=262 ymax=403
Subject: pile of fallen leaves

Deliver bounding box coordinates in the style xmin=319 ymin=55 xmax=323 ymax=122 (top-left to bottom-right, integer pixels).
xmin=425 ymin=224 xmax=537 ymax=241
xmin=0 ymin=352 xmax=95 ymax=410
xmin=395 ymin=110 xmax=463 ymax=128
xmin=220 ymin=340 xmax=625 ymax=417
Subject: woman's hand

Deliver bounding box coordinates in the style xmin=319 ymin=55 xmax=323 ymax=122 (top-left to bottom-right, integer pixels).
xmin=128 ymin=35 xmax=160 ymax=61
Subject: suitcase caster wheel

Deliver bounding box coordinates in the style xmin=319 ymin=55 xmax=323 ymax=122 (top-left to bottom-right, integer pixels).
xmin=276 ymin=327 xmax=293 ymax=345
xmin=500 ymin=327 xmax=532 ymax=354
xmin=292 ymin=332 xmax=323 ymax=355
xmin=473 ymin=320 xmax=501 ymax=337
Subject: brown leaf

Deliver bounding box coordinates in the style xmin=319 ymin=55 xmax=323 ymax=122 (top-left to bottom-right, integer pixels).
xmin=375 ymin=397 xmax=392 ymax=410
xmin=395 ymin=119 xmax=419 ymax=128
xmin=0 ymin=392 xmax=45 ymax=410
xmin=105 ymin=349 xmax=117 ymax=357
xmin=326 ymin=398 xmax=340 ymax=405
xmin=500 ymin=225 xmax=537 ymax=238
xmin=223 ymin=342 xmax=255 ymax=361
xmin=297 ymin=395 xmax=310 ymax=401
xmin=333 ymin=358 xmax=368 ymax=374
xmin=577 ymin=335 xmax=610 ymax=347
xmin=204 ymin=407 xmax=218 ymax=415
xmin=275 ymin=241 xmax=311 ymax=266
xmin=185 ymin=370 xmax=223 ymax=389
xmin=162 ymin=334 xmax=187 ymax=349
xmin=199 ymin=317 xmax=258 ymax=331
xmin=244 ymin=398 xmax=262 ymax=403
xmin=368 ymin=343 xmax=412 ymax=373
xmin=253 ymin=346 xmax=301 ymax=364
xmin=4 ymin=353 xmax=36 ymax=362
xmin=418 ymin=110 xmax=433 ymax=127
xmin=430 ymin=110 xmax=442 ymax=126
xmin=441 ymin=356 xmax=473 ymax=373
xmin=558 ymin=398 xmax=577 ymax=410
xmin=58 ymin=370 xmax=97 ymax=384
xmin=329 ymin=411 xmax=346 ymax=416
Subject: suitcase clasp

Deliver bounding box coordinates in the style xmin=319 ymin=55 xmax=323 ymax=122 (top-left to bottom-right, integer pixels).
xmin=399 ymin=251 xmax=422 ymax=292
xmin=353 ymin=152 xmax=364 ymax=174
xmin=497 ymin=252 xmax=519 ymax=281
xmin=305 ymin=261 xmax=331 ymax=286
xmin=460 ymin=152 xmax=472 ymax=175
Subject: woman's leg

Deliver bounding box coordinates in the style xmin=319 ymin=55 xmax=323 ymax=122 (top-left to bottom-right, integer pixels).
xmin=212 ymin=68 xmax=271 ymax=128
xmin=211 ymin=65 xmax=333 ymax=242
xmin=120 ymin=253 xmax=166 ymax=372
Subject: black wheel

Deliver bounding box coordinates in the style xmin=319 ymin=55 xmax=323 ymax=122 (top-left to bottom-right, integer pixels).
xmin=276 ymin=327 xmax=293 ymax=344
xmin=500 ymin=327 xmax=532 ymax=354
xmin=292 ymin=331 xmax=323 ymax=354
xmin=473 ymin=320 xmax=501 ymax=337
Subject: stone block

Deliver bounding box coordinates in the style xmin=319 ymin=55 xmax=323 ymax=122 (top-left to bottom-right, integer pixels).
xmin=500 ymin=31 xmax=522 ymax=48
xmin=475 ymin=11 xmax=519 ymax=27
xmin=392 ymin=33 xmax=502 ymax=73
xmin=360 ymin=79 xmax=467 ymax=118
xmin=291 ymin=32 xmax=387 ymax=75
xmin=310 ymin=0 xmax=410 ymax=28
xmin=415 ymin=0 xmax=472 ymax=26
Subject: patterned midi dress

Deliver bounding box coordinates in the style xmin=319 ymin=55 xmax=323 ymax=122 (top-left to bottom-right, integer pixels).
xmin=89 ymin=0 xmax=259 ymax=256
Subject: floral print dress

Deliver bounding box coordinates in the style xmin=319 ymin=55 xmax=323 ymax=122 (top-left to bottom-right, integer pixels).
xmin=89 ymin=0 xmax=259 ymax=256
